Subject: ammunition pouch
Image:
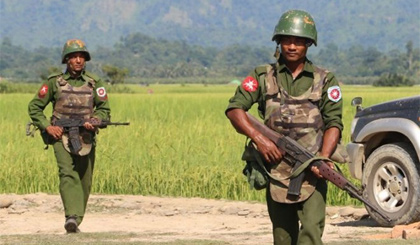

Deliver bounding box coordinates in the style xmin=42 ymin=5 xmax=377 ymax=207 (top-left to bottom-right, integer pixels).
xmin=26 ymin=122 xmax=54 ymax=149
xmin=41 ymin=130 xmax=54 ymax=145
xmin=62 ymin=128 xmax=93 ymax=156
xmin=241 ymin=141 xmax=268 ymax=190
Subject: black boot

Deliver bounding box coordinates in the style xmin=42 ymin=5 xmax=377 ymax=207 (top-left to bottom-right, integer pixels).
xmin=64 ymin=216 xmax=80 ymax=233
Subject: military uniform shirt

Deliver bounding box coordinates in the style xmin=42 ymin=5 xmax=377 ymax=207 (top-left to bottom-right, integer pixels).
xmin=226 ymin=57 xmax=343 ymax=131
xmin=28 ymin=70 xmax=111 ymax=131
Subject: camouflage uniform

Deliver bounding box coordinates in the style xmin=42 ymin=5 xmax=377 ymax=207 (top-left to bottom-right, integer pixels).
xmin=28 ymin=39 xmax=110 ymax=229
xmin=226 ymin=10 xmax=344 ymax=245
xmin=227 ymin=56 xmax=343 ymax=245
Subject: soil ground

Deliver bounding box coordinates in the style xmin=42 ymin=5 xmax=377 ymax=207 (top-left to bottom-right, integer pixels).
xmin=0 ymin=193 xmax=415 ymax=244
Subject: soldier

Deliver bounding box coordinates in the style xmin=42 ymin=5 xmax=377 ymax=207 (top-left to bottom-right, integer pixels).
xmin=226 ymin=10 xmax=344 ymax=245
xmin=28 ymin=39 xmax=111 ymax=233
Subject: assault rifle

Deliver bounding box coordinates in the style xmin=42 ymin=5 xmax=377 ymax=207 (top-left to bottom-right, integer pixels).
xmin=245 ymin=112 xmax=392 ymax=223
xmin=54 ymin=118 xmax=130 ymax=153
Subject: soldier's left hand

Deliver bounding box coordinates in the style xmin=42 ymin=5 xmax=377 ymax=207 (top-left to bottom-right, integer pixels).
xmin=311 ymin=161 xmax=334 ymax=179
xmin=83 ymin=122 xmax=95 ymax=131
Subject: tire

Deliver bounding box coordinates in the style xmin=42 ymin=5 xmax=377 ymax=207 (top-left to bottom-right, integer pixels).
xmin=362 ymin=142 xmax=420 ymax=227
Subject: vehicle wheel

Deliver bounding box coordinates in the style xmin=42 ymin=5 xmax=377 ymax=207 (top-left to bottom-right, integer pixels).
xmin=362 ymin=142 xmax=420 ymax=226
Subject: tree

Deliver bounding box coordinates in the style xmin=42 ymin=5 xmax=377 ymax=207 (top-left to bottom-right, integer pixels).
xmin=101 ymin=64 xmax=129 ymax=85
xmin=373 ymin=73 xmax=414 ymax=87
xmin=406 ymin=40 xmax=413 ymax=73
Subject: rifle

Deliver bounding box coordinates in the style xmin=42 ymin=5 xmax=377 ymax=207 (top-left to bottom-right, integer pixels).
xmin=54 ymin=118 xmax=130 ymax=153
xmin=245 ymin=112 xmax=392 ymax=223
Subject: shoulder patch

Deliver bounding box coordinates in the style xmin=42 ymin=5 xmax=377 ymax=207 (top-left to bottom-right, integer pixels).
xmin=96 ymin=87 xmax=108 ymax=100
xmin=38 ymin=84 xmax=48 ymax=98
xmin=242 ymin=76 xmax=259 ymax=92
xmin=327 ymin=86 xmax=342 ymax=102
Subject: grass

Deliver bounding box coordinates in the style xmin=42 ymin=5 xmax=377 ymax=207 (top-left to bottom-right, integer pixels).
xmin=0 ymin=84 xmax=419 ymax=206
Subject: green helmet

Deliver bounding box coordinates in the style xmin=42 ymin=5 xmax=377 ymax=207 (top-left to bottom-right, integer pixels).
xmin=61 ymin=39 xmax=91 ymax=64
xmin=272 ymin=10 xmax=317 ymax=46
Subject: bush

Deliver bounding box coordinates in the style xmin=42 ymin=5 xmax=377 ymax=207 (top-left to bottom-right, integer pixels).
xmin=373 ymin=73 xmax=415 ymax=87
xmin=0 ymin=81 xmax=40 ymax=93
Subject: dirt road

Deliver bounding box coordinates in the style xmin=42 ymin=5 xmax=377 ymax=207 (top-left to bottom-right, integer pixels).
xmin=0 ymin=193 xmax=404 ymax=244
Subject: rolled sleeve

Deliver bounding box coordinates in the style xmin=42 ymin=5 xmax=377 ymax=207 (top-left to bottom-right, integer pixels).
xmin=92 ymin=79 xmax=111 ymax=120
xmin=225 ymin=72 xmax=263 ymax=115
xmin=226 ymin=87 xmax=255 ymax=112
xmin=320 ymin=73 xmax=344 ymax=131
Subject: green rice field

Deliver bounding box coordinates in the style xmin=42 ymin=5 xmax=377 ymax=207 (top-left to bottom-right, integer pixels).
xmin=0 ymin=84 xmax=418 ymax=205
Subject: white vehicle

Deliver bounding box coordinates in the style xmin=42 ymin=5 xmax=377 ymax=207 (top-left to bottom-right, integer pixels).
xmin=347 ymin=95 xmax=420 ymax=226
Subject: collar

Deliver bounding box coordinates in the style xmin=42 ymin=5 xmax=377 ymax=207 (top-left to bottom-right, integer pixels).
xmin=62 ymin=70 xmax=86 ymax=81
xmin=276 ymin=56 xmax=314 ymax=74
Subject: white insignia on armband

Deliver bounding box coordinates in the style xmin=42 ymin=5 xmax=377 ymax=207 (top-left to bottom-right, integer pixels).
xmin=96 ymin=87 xmax=107 ymax=98
xmin=327 ymin=86 xmax=342 ymax=102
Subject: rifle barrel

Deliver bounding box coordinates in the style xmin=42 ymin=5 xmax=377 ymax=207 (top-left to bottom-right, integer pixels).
xmin=102 ymin=122 xmax=130 ymax=126
xmin=344 ymin=184 xmax=392 ymax=222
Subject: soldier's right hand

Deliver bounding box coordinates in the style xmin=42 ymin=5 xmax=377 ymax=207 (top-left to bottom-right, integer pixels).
xmin=253 ymin=133 xmax=283 ymax=164
xmin=46 ymin=126 xmax=63 ymax=140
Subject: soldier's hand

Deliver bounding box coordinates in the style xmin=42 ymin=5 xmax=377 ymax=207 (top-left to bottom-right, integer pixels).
xmin=311 ymin=161 xmax=334 ymax=179
xmin=253 ymin=134 xmax=283 ymax=164
xmin=83 ymin=121 xmax=96 ymax=131
xmin=46 ymin=125 xmax=63 ymax=140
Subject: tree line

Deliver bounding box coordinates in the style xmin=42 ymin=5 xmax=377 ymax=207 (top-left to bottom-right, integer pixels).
xmin=0 ymin=34 xmax=419 ymax=86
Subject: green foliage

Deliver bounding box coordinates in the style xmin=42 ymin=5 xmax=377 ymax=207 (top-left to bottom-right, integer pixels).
xmin=0 ymin=81 xmax=40 ymax=93
xmin=373 ymin=73 xmax=415 ymax=87
xmin=105 ymin=85 xmax=135 ymax=94
xmin=1 ymin=35 xmax=419 ymax=85
xmin=39 ymin=66 xmax=61 ymax=80
xmin=0 ymin=37 xmax=61 ymax=82
xmin=101 ymin=64 xmax=129 ymax=85
xmin=310 ymin=40 xmax=420 ymax=85
xmin=0 ymin=83 xmax=7 ymax=93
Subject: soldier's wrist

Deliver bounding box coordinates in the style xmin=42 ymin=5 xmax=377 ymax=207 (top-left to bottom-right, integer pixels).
xmin=250 ymin=132 xmax=266 ymax=145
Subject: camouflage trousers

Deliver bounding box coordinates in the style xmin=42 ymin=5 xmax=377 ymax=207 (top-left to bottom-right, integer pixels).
xmin=53 ymin=140 xmax=95 ymax=225
xmin=266 ymin=179 xmax=328 ymax=245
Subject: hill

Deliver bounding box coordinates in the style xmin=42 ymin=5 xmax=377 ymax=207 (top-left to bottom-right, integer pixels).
xmin=1 ymin=0 xmax=419 ymax=51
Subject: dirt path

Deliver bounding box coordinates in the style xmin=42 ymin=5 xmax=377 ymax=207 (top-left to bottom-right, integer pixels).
xmin=0 ymin=193 xmax=397 ymax=244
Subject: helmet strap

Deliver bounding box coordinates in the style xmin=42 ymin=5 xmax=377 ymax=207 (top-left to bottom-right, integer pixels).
xmin=273 ymin=45 xmax=280 ymax=60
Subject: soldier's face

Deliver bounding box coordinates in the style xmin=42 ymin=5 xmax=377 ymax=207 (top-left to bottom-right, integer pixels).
xmin=278 ymin=36 xmax=308 ymax=63
xmin=67 ymin=52 xmax=86 ymax=73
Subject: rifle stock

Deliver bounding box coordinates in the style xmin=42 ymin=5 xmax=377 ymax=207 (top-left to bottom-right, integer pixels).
xmin=245 ymin=112 xmax=392 ymax=223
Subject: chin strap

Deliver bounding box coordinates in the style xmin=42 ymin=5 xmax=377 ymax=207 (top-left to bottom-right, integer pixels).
xmin=273 ymin=45 xmax=280 ymax=60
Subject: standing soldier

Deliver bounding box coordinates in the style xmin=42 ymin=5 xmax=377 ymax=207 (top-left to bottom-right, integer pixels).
xmin=226 ymin=10 xmax=345 ymax=245
xmin=28 ymin=39 xmax=111 ymax=233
